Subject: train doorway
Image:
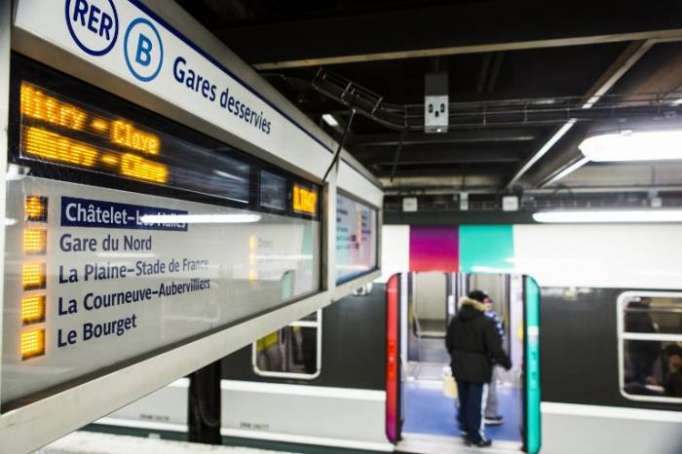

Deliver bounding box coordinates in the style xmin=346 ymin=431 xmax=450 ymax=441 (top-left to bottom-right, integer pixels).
xmin=386 ymin=272 xmax=541 ymax=454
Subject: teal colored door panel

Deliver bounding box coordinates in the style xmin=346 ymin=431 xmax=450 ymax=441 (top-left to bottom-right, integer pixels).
xmin=524 ymin=276 xmax=542 ymax=454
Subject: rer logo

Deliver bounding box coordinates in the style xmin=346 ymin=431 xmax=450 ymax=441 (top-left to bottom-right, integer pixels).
xmin=124 ymin=18 xmax=164 ymax=82
xmin=65 ymin=0 xmax=119 ymax=56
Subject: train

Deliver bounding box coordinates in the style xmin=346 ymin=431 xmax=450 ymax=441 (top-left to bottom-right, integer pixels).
xmin=96 ymin=223 xmax=682 ymax=454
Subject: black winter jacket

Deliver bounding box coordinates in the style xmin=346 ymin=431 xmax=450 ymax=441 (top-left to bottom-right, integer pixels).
xmin=445 ymin=300 xmax=512 ymax=383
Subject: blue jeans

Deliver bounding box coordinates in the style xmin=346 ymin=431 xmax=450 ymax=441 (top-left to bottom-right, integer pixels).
xmin=456 ymin=380 xmax=487 ymax=443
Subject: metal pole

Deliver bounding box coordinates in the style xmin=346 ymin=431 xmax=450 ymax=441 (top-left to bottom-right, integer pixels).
xmin=322 ymin=109 xmax=356 ymax=183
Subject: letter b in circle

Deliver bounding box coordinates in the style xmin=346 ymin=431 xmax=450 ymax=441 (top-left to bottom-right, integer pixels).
xmin=124 ymin=18 xmax=163 ymax=82
xmin=135 ymin=34 xmax=153 ymax=66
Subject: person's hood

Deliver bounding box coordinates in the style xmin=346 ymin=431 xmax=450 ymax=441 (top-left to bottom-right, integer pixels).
xmin=457 ymin=297 xmax=486 ymax=321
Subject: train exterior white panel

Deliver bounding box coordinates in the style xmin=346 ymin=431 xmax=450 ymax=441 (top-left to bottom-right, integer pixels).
xmin=220 ymin=381 xmax=392 ymax=452
xmin=379 ymin=225 xmax=410 ymax=283
xmin=542 ymin=403 xmax=682 ymax=454
xmin=99 ymin=379 xmax=189 ymax=433
xmin=513 ymin=224 xmax=682 ymax=289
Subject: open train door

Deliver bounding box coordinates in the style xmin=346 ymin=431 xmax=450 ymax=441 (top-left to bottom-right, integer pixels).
xmin=386 ymin=271 xmax=542 ymax=453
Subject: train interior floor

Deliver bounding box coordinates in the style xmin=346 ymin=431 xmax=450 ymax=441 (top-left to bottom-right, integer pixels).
xmin=403 ymin=380 xmax=522 ymax=442
xmin=402 ymin=336 xmax=522 ymax=454
xmin=404 ymin=317 xmax=523 ymax=445
xmin=399 ymin=378 xmax=523 ymax=454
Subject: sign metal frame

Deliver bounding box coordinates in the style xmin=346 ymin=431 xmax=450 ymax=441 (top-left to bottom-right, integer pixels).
xmin=0 ymin=0 xmax=382 ymax=452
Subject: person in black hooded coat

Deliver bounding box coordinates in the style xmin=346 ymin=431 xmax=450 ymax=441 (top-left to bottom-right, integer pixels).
xmin=446 ymin=296 xmax=511 ymax=447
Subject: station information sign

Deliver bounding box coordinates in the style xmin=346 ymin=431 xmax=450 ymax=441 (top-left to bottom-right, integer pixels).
xmin=1 ymin=59 xmax=321 ymax=410
xmin=335 ymin=193 xmax=377 ymax=283
xmin=13 ymin=0 xmax=335 ymax=180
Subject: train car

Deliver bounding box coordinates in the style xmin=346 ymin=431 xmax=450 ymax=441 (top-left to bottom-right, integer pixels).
xmin=97 ymin=222 xmax=681 ymax=454
xmin=514 ymin=224 xmax=682 ymax=454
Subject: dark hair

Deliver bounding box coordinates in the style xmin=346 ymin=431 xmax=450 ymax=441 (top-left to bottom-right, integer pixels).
xmin=468 ymin=290 xmax=489 ymax=303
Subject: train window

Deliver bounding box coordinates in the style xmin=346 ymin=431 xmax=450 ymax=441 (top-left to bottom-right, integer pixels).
xmin=618 ymin=293 xmax=682 ymax=403
xmin=336 ymin=192 xmax=378 ymax=284
xmin=252 ymin=310 xmax=322 ymax=380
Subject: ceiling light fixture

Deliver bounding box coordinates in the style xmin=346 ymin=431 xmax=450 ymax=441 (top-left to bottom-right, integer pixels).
xmin=322 ymin=113 xmax=339 ymax=127
xmin=579 ymin=129 xmax=682 ymax=162
xmin=533 ymin=209 xmax=682 ymax=223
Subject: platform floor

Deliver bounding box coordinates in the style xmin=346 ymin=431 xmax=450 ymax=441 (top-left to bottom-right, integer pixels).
xmin=38 ymin=431 xmax=298 ymax=454
xmin=403 ymin=381 xmax=521 ymax=442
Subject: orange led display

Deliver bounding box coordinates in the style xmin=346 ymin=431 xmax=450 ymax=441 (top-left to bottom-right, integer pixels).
xmin=20 ymin=83 xmax=87 ymax=131
xmin=21 ymin=295 xmax=46 ymax=325
xmin=25 ymin=195 xmax=47 ymax=222
xmin=20 ymin=80 xmax=171 ymax=186
xmin=120 ymin=153 xmax=169 ymax=183
xmin=91 ymin=118 xmax=109 ymax=132
xmin=293 ymin=185 xmax=318 ymax=215
xmin=24 ymin=127 xmax=98 ymax=167
xmin=18 ymin=80 xmax=299 ymax=203
xmin=111 ymin=120 xmax=160 ymax=155
xmin=21 ymin=81 xmax=162 ymax=154
xmin=22 ymin=262 xmax=46 ymax=291
xmin=100 ymin=153 xmax=119 ymax=166
xmin=22 ymin=127 xmax=169 ymax=184
xmin=20 ymin=328 xmax=45 ymax=360
xmin=23 ymin=228 xmax=47 ymax=254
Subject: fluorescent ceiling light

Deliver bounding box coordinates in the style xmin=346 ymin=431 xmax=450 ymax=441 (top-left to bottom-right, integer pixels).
xmin=322 ymin=113 xmax=339 ymax=127
xmin=533 ymin=209 xmax=682 ymax=223
xmin=579 ymin=130 xmax=682 ymax=162
xmin=140 ymin=214 xmax=261 ymax=224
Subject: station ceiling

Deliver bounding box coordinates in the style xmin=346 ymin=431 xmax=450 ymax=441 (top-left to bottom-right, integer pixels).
xmin=178 ymin=0 xmax=682 ymax=195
